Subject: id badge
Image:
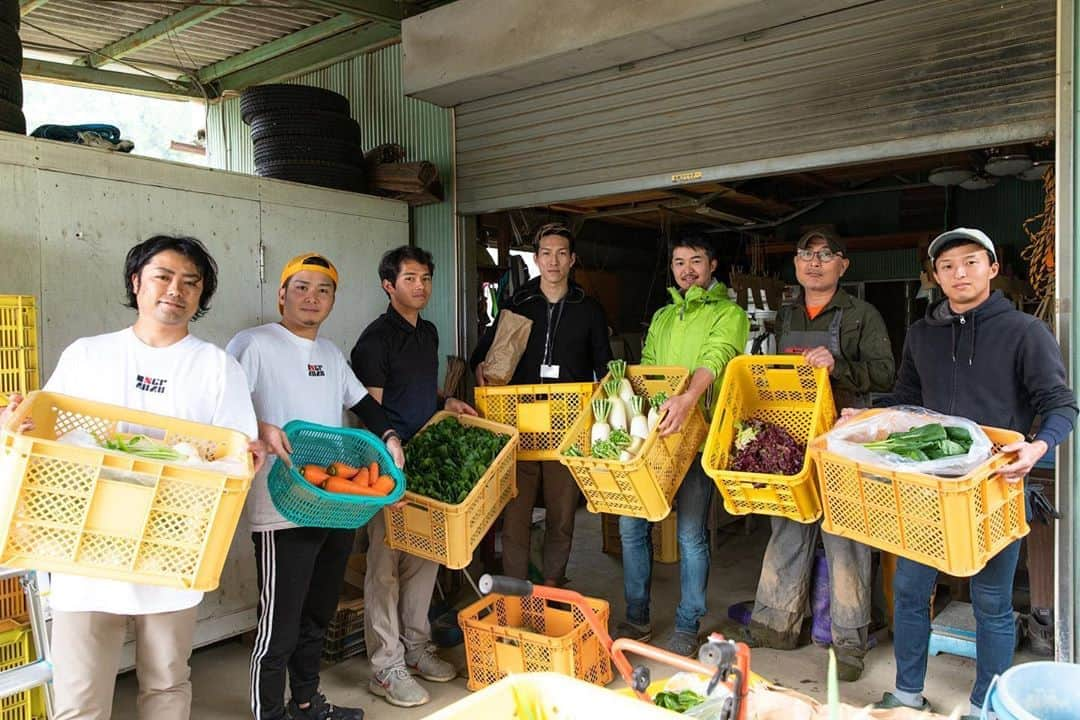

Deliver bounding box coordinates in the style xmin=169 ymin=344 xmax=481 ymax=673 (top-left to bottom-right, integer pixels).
xmin=540 ymin=364 xmax=561 ymax=380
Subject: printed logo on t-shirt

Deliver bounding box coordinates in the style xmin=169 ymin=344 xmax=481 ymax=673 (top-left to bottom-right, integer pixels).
xmin=135 ymin=374 xmax=168 ymax=394
xmin=307 ymin=364 xmax=325 ymax=377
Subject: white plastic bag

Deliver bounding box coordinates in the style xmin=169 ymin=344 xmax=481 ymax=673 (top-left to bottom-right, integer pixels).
xmin=824 ymin=406 xmax=992 ymax=478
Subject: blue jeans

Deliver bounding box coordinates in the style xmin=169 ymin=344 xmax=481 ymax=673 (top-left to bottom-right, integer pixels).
xmin=619 ymin=458 xmax=713 ymax=634
xmin=892 ymin=539 xmax=1021 ymax=708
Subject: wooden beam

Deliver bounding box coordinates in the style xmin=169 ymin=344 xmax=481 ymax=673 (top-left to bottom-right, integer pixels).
xmin=304 ymin=0 xmax=402 ymax=27
xmin=212 ymin=23 xmax=399 ymax=93
xmin=20 ymin=0 xmax=51 ymax=15
xmin=191 ymin=14 xmax=360 ymax=84
xmin=75 ymin=1 xmax=250 ymax=69
xmin=22 ymin=58 xmax=200 ymax=99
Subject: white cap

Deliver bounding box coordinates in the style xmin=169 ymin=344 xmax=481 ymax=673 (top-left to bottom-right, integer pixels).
xmin=928 ymin=227 xmax=997 ymax=263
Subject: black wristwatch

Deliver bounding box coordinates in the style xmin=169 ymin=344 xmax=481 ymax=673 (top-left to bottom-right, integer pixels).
xmin=381 ymin=429 xmax=401 ymax=444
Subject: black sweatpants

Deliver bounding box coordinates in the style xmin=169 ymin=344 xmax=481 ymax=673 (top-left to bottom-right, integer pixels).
xmin=250 ymin=527 xmax=354 ymax=720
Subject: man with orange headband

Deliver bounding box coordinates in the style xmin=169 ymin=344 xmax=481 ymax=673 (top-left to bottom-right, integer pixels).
xmin=227 ymin=253 xmax=404 ymax=720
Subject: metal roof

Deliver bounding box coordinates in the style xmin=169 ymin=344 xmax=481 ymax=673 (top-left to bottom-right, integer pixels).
xmin=17 ymin=0 xmax=451 ymax=98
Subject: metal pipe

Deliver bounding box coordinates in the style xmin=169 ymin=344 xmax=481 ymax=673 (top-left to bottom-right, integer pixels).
xmin=703 ymin=199 xmax=824 ymax=234
xmin=1055 ymin=0 xmax=1076 ymax=664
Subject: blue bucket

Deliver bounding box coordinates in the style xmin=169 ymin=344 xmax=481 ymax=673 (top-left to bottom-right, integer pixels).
xmin=982 ymin=661 xmax=1080 ymax=720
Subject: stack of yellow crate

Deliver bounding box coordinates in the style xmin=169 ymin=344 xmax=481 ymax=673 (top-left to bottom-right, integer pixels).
xmin=0 ymin=296 xmax=38 ymax=406
xmin=0 ymin=577 xmax=39 ymax=719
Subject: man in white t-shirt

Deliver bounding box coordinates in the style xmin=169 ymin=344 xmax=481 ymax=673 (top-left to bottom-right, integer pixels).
xmin=0 ymin=235 xmax=263 ymax=720
xmin=227 ymin=253 xmax=404 ymax=720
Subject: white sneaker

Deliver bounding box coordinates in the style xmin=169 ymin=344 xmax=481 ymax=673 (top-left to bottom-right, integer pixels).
xmin=369 ymin=665 xmax=429 ymax=708
xmin=406 ymin=646 xmax=457 ymax=682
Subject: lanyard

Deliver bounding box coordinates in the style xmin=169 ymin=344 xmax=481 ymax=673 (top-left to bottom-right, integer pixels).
xmin=543 ymin=299 xmax=566 ymax=366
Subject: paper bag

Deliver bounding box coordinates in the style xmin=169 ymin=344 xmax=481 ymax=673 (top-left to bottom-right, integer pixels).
xmin=482 ymin=310 xmax=532 ymax=385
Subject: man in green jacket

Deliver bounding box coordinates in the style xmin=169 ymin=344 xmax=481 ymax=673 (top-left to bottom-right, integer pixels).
xmin=738 ymin=228 xmax=894 ymax=681
xmin=614 ymin=234 xmax=749 ymax=656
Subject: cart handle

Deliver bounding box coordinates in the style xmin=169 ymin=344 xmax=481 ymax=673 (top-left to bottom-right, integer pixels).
xmin=477 ymin=574 xmax=636 ymax=685
xmin=611 ymin=638 xmax=727 ymax=703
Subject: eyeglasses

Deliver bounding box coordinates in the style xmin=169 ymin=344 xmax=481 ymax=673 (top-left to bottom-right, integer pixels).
xmin=795 ymin=248 xmax=841 ymax=263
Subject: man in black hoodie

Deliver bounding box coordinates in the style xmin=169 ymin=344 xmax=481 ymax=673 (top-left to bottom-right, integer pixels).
xmin=869 ymin=228 xmax=1076 ymax=717
xmin=470 ymin=223 xmax=612 ymax=585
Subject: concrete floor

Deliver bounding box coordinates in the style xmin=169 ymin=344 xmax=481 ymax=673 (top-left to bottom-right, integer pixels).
xmin=111 ymin=510 xmax=1024 ymax=718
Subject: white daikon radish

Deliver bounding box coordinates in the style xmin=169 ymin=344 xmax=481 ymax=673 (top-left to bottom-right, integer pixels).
xmin=604 ymin=379 xmax=627 ymax=431
xmin=591 ymin=398 xmax=612 ymax=445
xmin=627 ymin=436 xmax=645 ymax=455
xmin=647 ymin=392 xmax=668 ymax=432
xmin=619 ymin=450 xmax=634 ymax=462
xmin=628 ymin=396 xmax=649 ymax=439
xmin=608 ymin=359 xmax=636 ymax=405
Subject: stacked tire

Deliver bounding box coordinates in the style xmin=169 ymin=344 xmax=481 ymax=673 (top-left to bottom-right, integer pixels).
xmin=241 ymin=84 xmax=365 ymax=193
xmin=0 ymin=0 xmax=25 ymax=135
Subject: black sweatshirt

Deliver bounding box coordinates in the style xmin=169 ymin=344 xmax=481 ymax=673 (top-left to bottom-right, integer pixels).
xmin=469 ymin=278 xmax=612 ymax=384
xmin=878 ymin=291 xmax=1077 ymax=449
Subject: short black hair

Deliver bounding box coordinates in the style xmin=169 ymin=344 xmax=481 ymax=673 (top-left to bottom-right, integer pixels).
xmin=379 ymin=245 xmax=435 ymax=286
xmin=124 ymin=235 xmax=218 ymax=321
xmin=931 ymin=238 xmax=996 ymax=268
xmin=533 ymin=223 xmax=575 ymax=254
xmin=668 ymin=233 xmax=716 ymax=262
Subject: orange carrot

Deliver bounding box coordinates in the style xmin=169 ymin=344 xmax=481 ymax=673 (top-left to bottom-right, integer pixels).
xmin=325 ymin=477 xmax=385 ymax=496
xmin=352 ymin=467 xmax=370 ymax=487
xmin=368 ymin=462 xmax=379 ymax=486
xmin=326 ymin=461 xmax=360 ymax=479
xmin=301 ymin=465 xmax=330 ymax=487
xmin=370 ymin=475 xmax=395 ymax=495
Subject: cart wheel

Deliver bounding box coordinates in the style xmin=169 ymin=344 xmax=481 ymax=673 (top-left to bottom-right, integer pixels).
xmin=632 ymin=664 xmax=651 ymax=693
xmin=699 ymin=639 xmax=735 ymax=668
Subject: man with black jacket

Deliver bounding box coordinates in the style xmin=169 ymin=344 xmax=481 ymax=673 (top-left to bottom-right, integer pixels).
xmin=866 ymin=228 xmax=1077 ymax=717
xmin=470 ymin=223 xmax=612 ymax=585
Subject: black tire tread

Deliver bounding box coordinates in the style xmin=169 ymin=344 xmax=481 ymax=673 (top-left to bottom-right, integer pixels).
xmin=240 ymin=84 xmax=349 ymax=124
xmin=256 ymin=163 xmax=366 ymax=193
xmin=253 ymin=136 xmax=363 ymax=166
xmin=0 ymin=61 xmax=21 ymax=106
xmin=0 ymin=21 xmax=21 ymax=70
xmin=0 ymin=96 xmax=24 ymax=134
xmin=249 ymin=111 xmax=361 ymax=144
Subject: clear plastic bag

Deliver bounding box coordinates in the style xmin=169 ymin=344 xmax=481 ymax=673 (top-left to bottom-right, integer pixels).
xmin=824 ymin=406 xmax=992 ymax=478
xmin=657 ymin=672 xmax=733 ymax=718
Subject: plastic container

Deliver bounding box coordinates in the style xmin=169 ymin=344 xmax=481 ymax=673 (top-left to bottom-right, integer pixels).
xmin=702 ymin=356 xmax=835 ymax=523
xmin=0 ymin=576 xmax=26 ymax=631
xmin=383 ymin=412 xmax=518 ymax=569
xmin=474 ymin=381 xmax=596 ymax=461
xmin=981 ymin=661 xmax=1080 ymax=719
xmin=458 ymin=592 xmax=612 ymax=691
xmin=267 ymin=421 xmax=405 ymax=529
xmin=601 ymin=512 xmax=678 ymax=564
xmin=0 ymin=296 xmax=39 ymax=407
xmin=0 ymin=391 xmax=254 ymax=591
xmin=427 ymin=673 xmax=673 ymax=719
xmin=322 ymin=597 xmax=365 ymax=665
xmin=558 ymin=366 xmax=707 ymax=521
xmin=0 ymin=626 xmax=34 ymax=720
xmin=810 ymin=413 xmax=1027 ymax=576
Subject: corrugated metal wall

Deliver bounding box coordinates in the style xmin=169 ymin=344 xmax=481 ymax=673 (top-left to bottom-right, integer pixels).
xmin=455 ymin=0 xmax=1056 ymax=214
xmin=206 ymin=44 xmax=458 ymax=380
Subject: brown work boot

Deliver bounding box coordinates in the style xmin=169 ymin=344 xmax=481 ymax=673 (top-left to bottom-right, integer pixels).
xmin=748 ymin=620 xmax=801 ymax=650
xmin=834 ymin=649 xmax=865 ymax=682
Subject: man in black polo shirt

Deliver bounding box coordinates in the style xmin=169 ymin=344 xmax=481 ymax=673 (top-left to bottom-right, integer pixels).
xmin=350 ymin=246 xmax=476 ymax=708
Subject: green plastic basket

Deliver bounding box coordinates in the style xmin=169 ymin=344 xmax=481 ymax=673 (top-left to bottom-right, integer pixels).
xmin=268 ymin=420 xmax=405 ymax=529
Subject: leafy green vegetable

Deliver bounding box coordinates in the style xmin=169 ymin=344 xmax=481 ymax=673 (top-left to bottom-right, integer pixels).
xmin=404 ymin=418 xmax=510 ymax=504
xmin=608 ymin=428 xmax=633 ymax=450
xmin=101 ymin=434 xmax=186 ymax=462
xmin=861 ymin=423 xmax=973 ymax=462
xmin=591 ymin=439 xmax=620 ymax=460
xmin=564 ymin=444 xmax=584 ymax=457
xmin=608 ymin=359 xmax=627 ymax=382
xmin=650 ymin=392 xmax=669 ymax=409
xmin=654 ymin=690 xmax=706 ymax=713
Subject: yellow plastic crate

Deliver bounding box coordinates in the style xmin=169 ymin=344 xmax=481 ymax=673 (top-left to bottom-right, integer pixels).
xmin=557 ymin=366 xmax=707 ymax=521
xmin=428 ymin=673 xmax=672 ymax=719
xmin=0 ymin=626 xmax=33 ymax=720
xmin=459 ymin=592 xmax=612 ymax=691
xmin=474 ymin=381 xmax=596 ymax=461
xmin=0 ymin=297 xmax=39 ymax=407
xmin=0 ymin=391 xmax=254 ymax=591
xmin=809 ymin=415 xmax=1027 ymax=577
xmin=383 ymin=412 xmax=518 ymax=569
xmin=702 ymin=356 xmax=835 ymax=523
xmin=0 ymin=577 xmax=26 ymax=630
xmin=600 ymin=512 xmax=678 ymax=564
